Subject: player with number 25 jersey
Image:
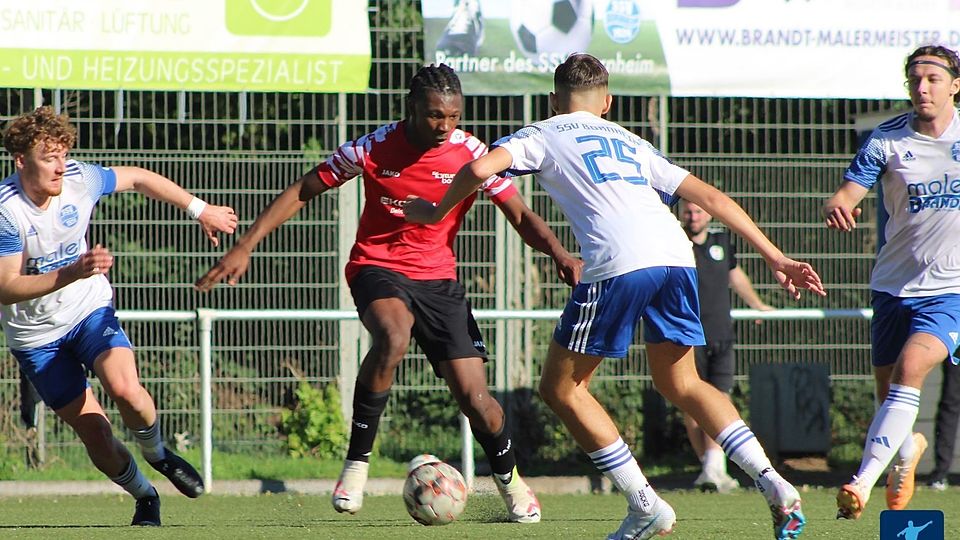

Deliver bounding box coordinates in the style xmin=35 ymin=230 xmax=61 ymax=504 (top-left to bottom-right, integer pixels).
xmin=493 ymin=112 xmax=693 ymax=283
xmin=404 ymin=54 xmax=825 ymax=540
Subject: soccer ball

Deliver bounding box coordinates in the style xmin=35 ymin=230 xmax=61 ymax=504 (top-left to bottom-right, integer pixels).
xmin=407 ymin=453 xmax=442 ymax=472
xmin=510 ymin=0 xmax=594 ymax=67
xmin=402 ymin=456 xmax=468 ymax=526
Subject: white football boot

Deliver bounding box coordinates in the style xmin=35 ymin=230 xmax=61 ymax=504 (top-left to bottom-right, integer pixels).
xmin=332 ymin=459 xmax=369 ymax=514
xmin=493 ymin=466 xmax=541 ymax=523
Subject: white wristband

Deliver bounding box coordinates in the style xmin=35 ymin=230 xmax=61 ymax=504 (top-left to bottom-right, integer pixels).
xmin=186 ymin=197 xmax=207 ymax=220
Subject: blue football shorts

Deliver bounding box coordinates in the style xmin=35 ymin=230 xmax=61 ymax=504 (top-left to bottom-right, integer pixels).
xmin=871 ymin=291 xmax=960 ymax=367
xmin=12 ymin=306 xmax=133 ymax=410
xmin=553 ymin=266 xmax=706 ymax=358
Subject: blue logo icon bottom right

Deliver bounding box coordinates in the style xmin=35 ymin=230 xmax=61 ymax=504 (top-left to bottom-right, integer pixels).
xmin=880 ymin=510 xmax=944 ymax=540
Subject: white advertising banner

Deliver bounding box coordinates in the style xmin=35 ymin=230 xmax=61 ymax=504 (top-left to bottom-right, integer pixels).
xmin=0 ymin=0 xmax=371 ymax=92
xmin=423 ymin=0 xmax=960 ymax=98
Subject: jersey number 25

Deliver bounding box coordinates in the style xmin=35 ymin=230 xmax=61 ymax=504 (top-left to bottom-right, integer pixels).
xmin=576 ymin=135 xmax=648 ymax=185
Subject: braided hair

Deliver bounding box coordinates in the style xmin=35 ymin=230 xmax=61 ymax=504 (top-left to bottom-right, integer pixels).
xmin=406 ymin=64 xmax=462 ymax=119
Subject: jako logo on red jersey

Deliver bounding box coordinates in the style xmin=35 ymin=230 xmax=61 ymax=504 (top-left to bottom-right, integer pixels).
xmin=432 ymin=171 xmax=454 ymax=184
xmin=378 ymin=168 xmax=400 ymax=177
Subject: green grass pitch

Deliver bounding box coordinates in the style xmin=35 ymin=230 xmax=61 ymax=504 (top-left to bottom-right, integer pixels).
xmin=0 ymin=487 xmax=957 ymax=539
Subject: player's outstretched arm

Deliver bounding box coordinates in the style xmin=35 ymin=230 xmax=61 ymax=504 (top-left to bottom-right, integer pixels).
xmin=767 ymin=255 xmax=826 ymax=301
xmin=729 ymin=266 xmax=773 ymax=311
xmin=112 ymin=166 xmax=238 ymax=246
xmin=0 ymin=245 xmax=113 ymax=305
xmin=195 ymin=170 xmax=328 ymax=291
xmin=823 ymin=181 xmax=868 ymax=232
xmin=494 ymin=194 xmax=583 ymax=286
xmin=405 ymin=148 xmax=514 ymax=225
xmin=676 ymin=174 xmax=826 ymax=300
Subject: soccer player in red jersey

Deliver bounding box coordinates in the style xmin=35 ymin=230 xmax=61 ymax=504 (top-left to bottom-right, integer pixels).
xmin=196 ymin=64 xmax=581 ymax=523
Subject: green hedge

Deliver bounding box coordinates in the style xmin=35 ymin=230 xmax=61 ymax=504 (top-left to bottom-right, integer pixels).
xmin=375 ymin=378 xmax=874 ymax=474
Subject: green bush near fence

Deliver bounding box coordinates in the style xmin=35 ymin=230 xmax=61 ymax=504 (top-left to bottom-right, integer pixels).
xmin=828 ymin=380 xmax=875 ymax=465
xmin=279 ymin=382 xmax=347 ymax=459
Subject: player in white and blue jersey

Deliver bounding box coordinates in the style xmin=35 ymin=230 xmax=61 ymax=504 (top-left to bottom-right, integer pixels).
xmin=828 ymin=44 xmax=960 ymax=520
xmin=406 ymin=54 xmax=825 ymax=540
xmin=0 ymin=107 xmax=238 ymax=526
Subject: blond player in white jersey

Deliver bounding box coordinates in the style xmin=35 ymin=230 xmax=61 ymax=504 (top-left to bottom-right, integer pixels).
xmin=0 ymin=107 xmax=237 ymax=526
xmin=405 ymin=53 xmax=825 ymax=540
xmin=828 ymin=44 xmax=960 ymax=520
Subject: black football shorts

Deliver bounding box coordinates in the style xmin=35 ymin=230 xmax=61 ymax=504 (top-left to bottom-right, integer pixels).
xmin=349 ymin=266 xmax=487 ymax=371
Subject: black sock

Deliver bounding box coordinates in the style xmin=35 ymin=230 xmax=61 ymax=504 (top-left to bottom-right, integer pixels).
xmin=473 ymin=421 xmax=516 ymax=477
xmin=345 ymin=383 xmax=390 ymax=462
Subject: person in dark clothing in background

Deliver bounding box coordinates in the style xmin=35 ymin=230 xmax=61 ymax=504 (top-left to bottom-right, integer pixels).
xmin=680 ymin=199 xmax=774 ymax=493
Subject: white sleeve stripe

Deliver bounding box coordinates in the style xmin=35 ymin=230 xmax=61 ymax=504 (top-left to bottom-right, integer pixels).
xmin=329 ymin=144 xmax=364 ymax=179
xmin=481 ymin=175 xmax=513 ymax=196
xmin=464 ymin=136 xmax=482 ymax=153
xmin=486 ymin=184 xmax=511 ymax=197
xmin=465 ymin=136 xmax=487 ymax=158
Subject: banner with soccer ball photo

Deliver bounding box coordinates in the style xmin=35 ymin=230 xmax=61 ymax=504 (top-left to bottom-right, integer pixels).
xmin=422 ymin=0 xmax=960 ymax=99
xmin=424 ymin=0 xmax=671 ymax=96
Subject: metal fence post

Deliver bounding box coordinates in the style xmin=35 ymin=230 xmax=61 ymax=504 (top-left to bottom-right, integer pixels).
xmin=460 ymin=414 xmax=474 ymax=490
xmin=337 ymin=91 xmax=361 ymax=425
xmin=197 ymin=308 xmax=214 ymax=492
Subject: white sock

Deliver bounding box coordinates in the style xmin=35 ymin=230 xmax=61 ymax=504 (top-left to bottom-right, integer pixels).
xmin=110 ymin=458 xmax=156 ymax=499
xmin=702 ymin=448 xmax=726 ymax=472
xmin=716 ymin=420 xmax=772 ymax=480
xmin=587 ymin=438 xmax=657 ymax=512
xmin=755 ymin=467 xmax=789 ymax=501
xmin=898 ymin=429 xmax=916 ymax=463
xmin=856 ymin=384 xmax=920 ymax=488
xmin=133 ymin=423 xmax=166 ymax=463
xmin=343 ymin=459 xmax=370 ymax=473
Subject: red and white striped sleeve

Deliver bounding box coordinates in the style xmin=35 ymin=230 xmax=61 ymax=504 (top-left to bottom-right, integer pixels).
xmin=315 ymin=136 xmax=369 ymax=188
xmin=466 ymin=134 xmax=517 ymax=202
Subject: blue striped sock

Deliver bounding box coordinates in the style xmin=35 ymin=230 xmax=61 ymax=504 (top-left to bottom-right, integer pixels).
xmin=716 ymin=420 xmax=772 ymax=480
xmin=587 ymin=438 xmax=656 ymax=512
xmin=856 ymin=384 xmax=920 ymax=489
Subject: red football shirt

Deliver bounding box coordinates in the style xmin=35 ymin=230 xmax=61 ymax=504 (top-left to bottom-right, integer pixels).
xmin=316 ymin=121 xmax=517 ymax=282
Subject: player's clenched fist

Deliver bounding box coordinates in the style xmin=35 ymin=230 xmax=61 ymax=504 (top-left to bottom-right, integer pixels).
xmin=69 ymin=244 xmax=113 ymax=279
